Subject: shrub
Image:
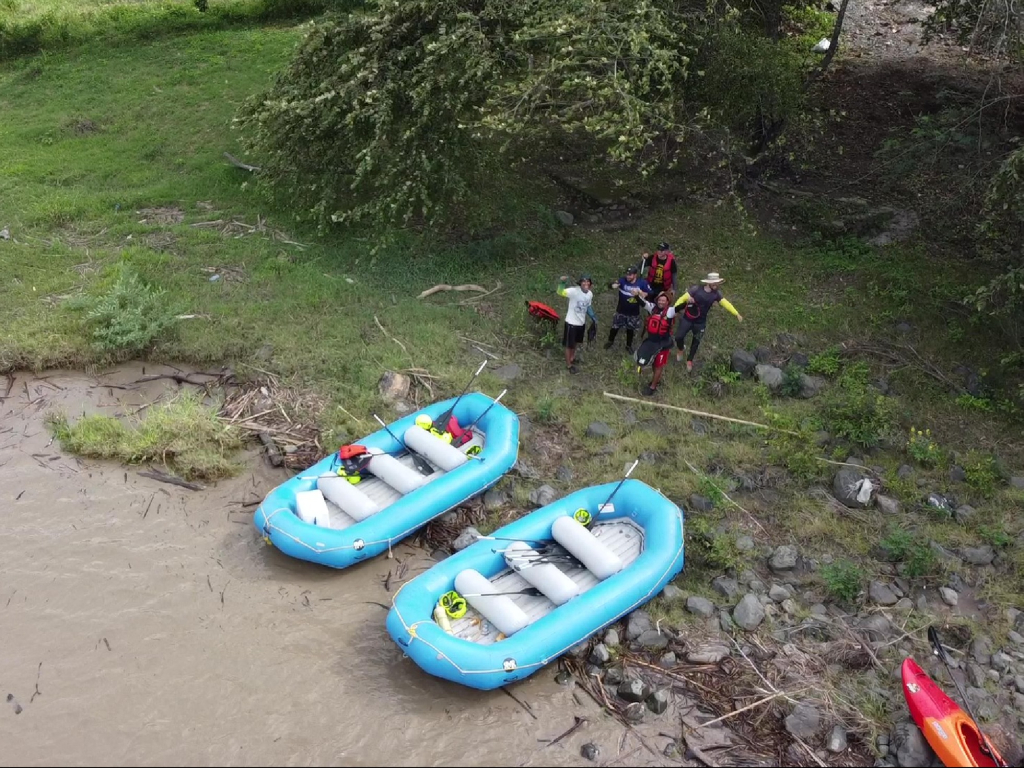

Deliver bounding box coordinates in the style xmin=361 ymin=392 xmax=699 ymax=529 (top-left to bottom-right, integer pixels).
xmin=818 ymin=362 xmax=898 ymax=449
xmin=780 ymin=364 xmax=804 ymax=397
xmin=962 ymin=451 xmax=1002 ymax=497
xmin=907 ymin=427 xmax=943 ymax=467
xmin=807 ymin=347 xmax=842 ymax=377
xmin=821 ymin=560 xmax=864 ymax=603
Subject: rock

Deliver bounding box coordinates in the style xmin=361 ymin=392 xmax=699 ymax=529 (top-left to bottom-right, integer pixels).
xmin=528 ymin=484 xmax=558 ymax=507
xmin=895 ymin=597 xmax=914 ymax=612
xmin=555 ymin=464 xmax=574 ymax=483
xmin=876 ymin=495 xmax=901 ymax=515
xmin=813 ymin=430 xmax=831 ymax=446
xmin=769 ymin=545 xmax=799 ymax=572
xmin=689 ymin=493 xmax=714 ymax=512
xmin=662 ymin=584 xmax=683 ymax=600
xmin=926 ymin=493 xmax=954 ymax=515
xmin=554 ymin=669 xmax=573 ymax=685
xmin=646 ymin=689 xmax=671 ymax=714
xmin=1009 ymin=630 xmax=1024 ymax=647
xmin=686 ymin=596 xmax=716 ymax=618
xmin=784 ymin=703 xmax=821 ymax=740
xmin=892 ymin=719 xmax=936 ymax=767
xmin=719 ymin=610 xmax=734 ymax=632
xmin=580 ymin=742 xmax=599 ymax=761
xmin=971 ymin=636 xmax=993 ymax=664
xmin=604 ymin=628 xmax=620 ymax=648
xmin=555 ymin=210 xmax=575 ymax=227
xmin=635 ymin=629 xmax=669 ymax=650
xmin=753 ymin=346 xmax=772 ymax=363
xmin=482 ymin=487 xmax=510 ymax=511
xmin=731 ymin=349 xmax=757 ymax=377
xmin=939 ymin=587 xmax=958 ymax=607
xmin=967 ymin=663 xmax=988 ymax=688
xmin=687 ymin=645 xmax=730 ymax=664
xmin=736 ymin=535 xmax=755 ymax=551
xmin=452 ymin=527 xmax=481 ymax=551
xmin=663 ymin=741 xmax=682 ymax=759
xmin=897 ymin=464 xmax=914 ymax=480
xmin=626 ymin=611 xmax=652 ymax=641
xmin=733 ymin=594 xmax=766 ymax=631
xmin=870 ymin=580 xmax=900 ymax=606
xmin=776 ymin=332 xmax=799 ymax=350
xmin=860 ymin=614 xmax=893 ymax=642
xmin=755 ymin=364 xmax=785 ymax=392
xmin=965 ymin=686 xmax=998 ymax=720
xmin=790 ymin=351 xmax=810 ymax=367
xmin=798 ymin=374 xmax=826 ymax=398
xmin=949 ymin=465 xmax=967 ymax=484
xmin=954 ymin=504 xmax=976 ymax=524
xmin=492 ymin=363 xmax=522 ymax=381
xmin=604 ymin=666 xmax=623 ymax=686
xmin=769 ymin=584 xmax=792 ymax=602
xmin=590 ymin=643 xmax=612 ymax=665
xmin=991 ymin=651 xmax=1012 ymax=672
xmin=1009 ymin=476 xmax=1024 ymax=490
xmin=1014 ymin=676 xmax=1024 ymax=694
xmin=712 ymin=576 xmax=739 ymax=598
xmin=781 ymin=598 xmax=798 ymax=616
xmin=617 ymin=677 xmax=652 ymax=703
xmin=749 ymin=579 xmax=767 ymax=593
xmin=828 ymin=724 xmax=848 ymax=753
xmin=377 ymin=370 xmax=411 ymax=403
xmin=623 ymin=701 xmax=646 ymax=723
xmin=659 ymin=651 xmax=676 ymax=667
xmin=896 ymin=321 xmax=913 ymax=334
xmin=690 ymin=418 xmax=710 ymax=435
xmin=513 ymin=459 xmax=542 ymax=480
xmin=834 ymin=467 xmax=874 ymax=509
xmin=961 ymin=545 xmax=996 ymax=565
xmin=586 ymin=421 xmax=613 ymax=438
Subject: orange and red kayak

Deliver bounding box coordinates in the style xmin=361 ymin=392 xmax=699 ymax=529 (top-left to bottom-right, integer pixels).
xmin=901 ymin=658 xmax=1006 ymax=768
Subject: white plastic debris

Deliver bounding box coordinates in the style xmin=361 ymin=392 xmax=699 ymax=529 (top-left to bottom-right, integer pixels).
xmin=855 ymin=478 xmax=874 ymax=505
xmin=0 ymin=227 xmax=10 ymax=241
xmin=812 ymin=38 xmax=831 ymax=53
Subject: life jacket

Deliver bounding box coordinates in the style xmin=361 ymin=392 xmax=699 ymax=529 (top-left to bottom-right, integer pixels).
xmin=526 ymin=300 xmax=559 ymax=323
xmin=646 ymin=309 xmax=671 ymax=337
xmin=646 ymin=252 xmax=675 ymax=287
xmin=336 ymin=444 xmax=372 ymax=483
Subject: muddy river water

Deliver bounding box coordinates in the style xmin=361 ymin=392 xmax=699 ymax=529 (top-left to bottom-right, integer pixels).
xmin=0 ymin=364 xmax=685 ymax=767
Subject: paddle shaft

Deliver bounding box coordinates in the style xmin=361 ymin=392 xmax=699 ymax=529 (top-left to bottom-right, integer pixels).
xmin=438 ymin=360 xmax=487 ymax=430
xmin=461 ymin=389 xmax=507 ymax=436
xmin=459 ymin=587 xmax=544 ymax=599
xmin=587 ymin=458 xmax=640 ymax=529
xmin=928 ymin=627 xmax=1007 ymax=767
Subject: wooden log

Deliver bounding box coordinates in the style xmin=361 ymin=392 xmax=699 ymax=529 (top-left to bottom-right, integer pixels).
xmin=602 ymin=392 xmax=796 ymax=434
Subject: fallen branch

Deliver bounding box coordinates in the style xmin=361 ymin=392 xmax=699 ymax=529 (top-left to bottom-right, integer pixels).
xmin=417 ymin=283 xmax=487 ymax=299
xmin=457 ymin=281 xmax=503 ymax=304
xmin=223 ymin=152 xmax=261 ymax=172
xmin=543 ymin=715 xmax=586 ymax=747
xmin=138 ymin=469 xmax=205 ymax=491
xmin=373 ymin=315 xmax=410 ymax=357
xmin=500 ymin=686 xmax=537 ymax=720
xmin=693 ymin=688 xmax=808 ymax=730
xmin=603 ymin=392 xmax=797 ymax=434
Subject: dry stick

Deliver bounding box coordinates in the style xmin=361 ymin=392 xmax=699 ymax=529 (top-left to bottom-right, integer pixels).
xmin=544 ymin=715 xmax=587 ymax=747
xmin=683 ymin=459 xmax=767 ymax=537
xmin=500 ymin=686 xmax=537 ymax=720
xmin=336 ymin=404 xmax=365 ymax=426
xmin=602 ymin=392 xmax=797 ymax=434
xmin=417 ymin=283 xmax=487 ymax=299
xmin=679 ymin=734 xmax=718 ymax=768
xmin=373 ymin=315 xmax=410 ymax=357
xmin=795 ymin=735 xmax=828 ymax=768
xmin=692 ymin=688 xmax=809 ymax=730
xmin=139 ymin=469 xmax=205 ymax=492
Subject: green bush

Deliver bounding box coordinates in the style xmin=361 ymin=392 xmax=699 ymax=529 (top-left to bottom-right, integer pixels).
xmin=780 ymin=363 xmax=804 ymax=397
xmin=687 ymin=515 xmax=742 ymax=572
xmin=807 ymin=346 xmax=842 ymax=377
xmin=907 ymin=427 xmax=943 ymax=467
xmin=764 ymin=409 xmax=823 ymax=483
xmin=821 ymin=560 xmax=864 ymax=603
xmin=818 ymin=362 xmax=898 ymax=449
xmin=880 ymin=527 xmax=938 ymax=578
xmin=962 ymin=451 xmax=1002 ymax=497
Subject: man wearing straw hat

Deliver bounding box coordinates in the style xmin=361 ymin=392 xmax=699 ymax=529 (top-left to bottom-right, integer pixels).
xmin=672 ymin=271 xmax=743 ymax=371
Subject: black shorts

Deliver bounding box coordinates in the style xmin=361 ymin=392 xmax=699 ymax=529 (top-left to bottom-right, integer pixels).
xmin=562 ymin=322 xmax=585 ymax=349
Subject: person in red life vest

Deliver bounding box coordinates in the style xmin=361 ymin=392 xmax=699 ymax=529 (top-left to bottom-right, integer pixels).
xmin=634 ymin=292 xmax=678 ymax=396
xmin=604 ymin=266 xmax=651 ymax=353
xmin=673 ymin=271 xmax=743 ymax=371
xmin=639 ymin=242 xmax=677 ymax=304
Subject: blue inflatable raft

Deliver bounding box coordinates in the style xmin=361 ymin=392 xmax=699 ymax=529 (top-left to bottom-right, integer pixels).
xmin=254 ymin=393 xmax=519 ymax=569
xmin=386 ymin=480 xmax=685 ymax=690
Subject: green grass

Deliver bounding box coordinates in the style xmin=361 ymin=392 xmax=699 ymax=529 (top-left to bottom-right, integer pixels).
xmin=46 ymin=390 xmax=244 ymax=480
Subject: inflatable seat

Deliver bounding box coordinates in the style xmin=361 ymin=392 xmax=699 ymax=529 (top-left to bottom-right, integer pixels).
xmin=317 ymin=475 xmax=380 ymax=522
xmin=404 ymin=426 xmax=470 ymax=473
xmin=503 ymin=541 xmax=579 ymax=606
xmin=551 ymin=516 xmax=623 ymax=580
xmin=454 ymin=569 xmax=530 ymax=637
xmin=366 ymin=453 xmax=428 ymax=495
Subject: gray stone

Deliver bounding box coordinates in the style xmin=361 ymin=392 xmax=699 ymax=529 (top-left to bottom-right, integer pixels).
xmin=528 ymin=484 xmax=558 ymax=507
xmin=876 ymin=495 xmax=901 ymax=514
xmin=555 ymin=210 xmax=575 ymax=227
xmin=897 ymin=464 xmax=914 ymax=480
xmin=554 ymin=669 xmax=573 ymax=685
xmin=662 ymin=584 xmax=684 ymax=601
xmin=636 ymin=630 xmax=669 ymax=650
xmin=967 ymin=663 xmax=988 ymax=688
xmin=749 ymin=579 xmax=767 ymax=593
xmin=603 ymin=666 xmax=623 ymax=686
xmin=452 ymin=526 xmax=481 ymax=551
xmin=954 ymin=504 xmax=976 ymax=524
xmin=896 ymin=321 xmax=913 ymax=334
xmin=926 ymin=493 xmax=954 ymax=514
xmin=689 ymin=494 xmax=714 ymax=512
xmin=482 ymin=487 xmax=510 ymax=511
xmin=810 ymin=603 xmax=828 ymax=616
xmin=377 ymin=370 xmax=411 ymax=402
xmin=712 ymin=576 xmax=739 ymax=598
xmin=623 ymin=701 xmax=646 ymax=723
xmin=590 ymin=643 xmax=612 ymax=665
xmin=769 ymin=584 xmax=792 ymax=602
xmin=733 ymin=593 xmax=766 ymax=631
xmin=731 ymin=349 xmax=757 ymax=377
xmin=753 ymin=346 xmax=772 ymax=363
xmin=755 ymin=364 xmax=785 ymax=392
xmin=860 ymin=614 xmax=893 ymax=642
xmin=719 ymin=610 xmax=735 ymax=632
xmin=580 ymin=742 xmax=599 ymax=761
xmin=492 ymin=363 xmax=522 ymax=381
xmin=961 ymin=545 xmax=996 ymax=565
xmin=769 ymin=545 xmax=799 ymax=572
xmin=790 ymin=351 xmax=810 ymax=368
xmin=690 ymin=418 xmax=710 ymax=435
xmin=555 ymin=464 xmax=574 ymax=483
xmin=892 ymin=720 xmax=936 ymax=767
xmin=950 ymin=465 xmax=967 ymax=483
xmin=991 ymin=651 xmax=1013 ymax=672
xmin=686 ymin=596 xmax=716 ymax=618
xmin=776 ymin=332 xmax=799 ymax=350
xmin=971 ymin=636 xmax=993 ymax=664
xmin=895 ymin=597 xmax=914 ymax=612
xmin=834 ymin=467 xmax=874 ymax=509
xmin=784 ymin=703 xmax=821 ymax=740
xmin=586 ymin=421 xmax=613 ymax=438
xmin=659 ymin=651 xmax=676 ymax=668
xmin=736 ymin=535 xmax=755 ymax=552
xmin=870 ymin=581 xmax=900 ymax=606
xmin=781 ymin=598 xmax=799 ymax=616
xmin=646 ymin=689 xmax=671 ymax=714
xmin=687 ymin=645 xmax=730 ymax=664
xmin=798 ymin=374 xmax=826 ymax=398
xmin=617 ymin=677 xmax=652 ymax=703
xmin=514 ymin=459 xmax=542 ymax=480
xmin=1014 ymin=676 xmax=1024 ymax=694
xmin=604 ymin=628 xmax=620 ymax=648
xmin=828 ymin=725 xmax=848 ymax=753
xmin=626 ymin=611 xmax=652 ymax=641
xmin=1009 ymin=630 xmax=1024 ymax=647
xmin=1010 ymin=476 xmax=1024 ymax=490
xmin=939 ymin=587 xmax=958 ymax=607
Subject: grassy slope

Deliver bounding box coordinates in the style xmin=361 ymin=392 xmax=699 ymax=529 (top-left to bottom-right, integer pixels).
xmin=2 ymin=6 xmax=1022 ymax=739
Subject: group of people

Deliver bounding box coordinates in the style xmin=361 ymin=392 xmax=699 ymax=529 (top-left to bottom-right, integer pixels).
xmin=556 ymin=242 xmax=743 ymax=395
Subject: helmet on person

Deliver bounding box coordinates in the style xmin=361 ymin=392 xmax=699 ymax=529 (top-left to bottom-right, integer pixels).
xmin=415 ymin=414 xmax=433 ymax=429
xmin=658 ymin=241 xmax=670 ymax=251
xmin=578 ymin=274 xmax=592 ymax=286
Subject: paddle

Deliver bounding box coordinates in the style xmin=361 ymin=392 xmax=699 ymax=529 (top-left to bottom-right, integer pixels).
xmin=437 ymin=360 xmax=487 ymax=433
xmin=455 ymin=388 xmax=507 ymax=447
xmin=928 ymin=626 xmax=1008 ymax=768
xmin=585 ymin=457 xmax=640 ymax=529
xmin=459 ymin=587 xmax=545 ymax=599
xmin=372 ymin=414 xmax=434 ymax=476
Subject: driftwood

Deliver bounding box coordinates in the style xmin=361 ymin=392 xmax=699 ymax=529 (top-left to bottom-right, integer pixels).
xmin=139 ymin=469 xmax=205 ymax=491
xmin=417 ymin=283 xmax=487 ymax=299
xmin=258 ymin=432 xmax=284 ymax=468
xmin=603 ymin=392 xmax=797 ymax=434
xmin=223 ymin=152 xmax=261 ymax=172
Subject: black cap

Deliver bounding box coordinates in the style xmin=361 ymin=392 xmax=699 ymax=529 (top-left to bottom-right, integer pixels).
xmin=658 ymin=241 xmax=670 ymax=250
xmin=625 ymin=266 xmax=638 ymax=275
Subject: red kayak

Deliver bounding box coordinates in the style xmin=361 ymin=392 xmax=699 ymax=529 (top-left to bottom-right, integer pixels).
xmin=901 ymin=657 xmax=1006 ymax=767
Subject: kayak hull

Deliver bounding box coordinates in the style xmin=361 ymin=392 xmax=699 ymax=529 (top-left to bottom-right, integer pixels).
xmin=901 ymin=657 xmax=1004 ymax=768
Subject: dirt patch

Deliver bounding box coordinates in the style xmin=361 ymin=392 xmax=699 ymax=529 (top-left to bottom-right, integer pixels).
xmin=66 ymin=117 xmax=101 ymax=136
xmin=136 ymin=206 xmax=185 ymax=225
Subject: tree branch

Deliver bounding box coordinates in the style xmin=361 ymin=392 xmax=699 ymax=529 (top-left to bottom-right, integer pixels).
xmin=804 ymin=0 xmax=851 ymax=91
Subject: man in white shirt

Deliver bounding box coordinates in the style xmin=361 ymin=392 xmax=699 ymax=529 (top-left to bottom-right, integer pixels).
xmin=557 ymin=275 xmax=594 ymax=374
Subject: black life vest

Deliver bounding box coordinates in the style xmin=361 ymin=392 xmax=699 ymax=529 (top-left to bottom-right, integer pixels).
xmin=646 ymin=309 xmax=671 ymax=337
